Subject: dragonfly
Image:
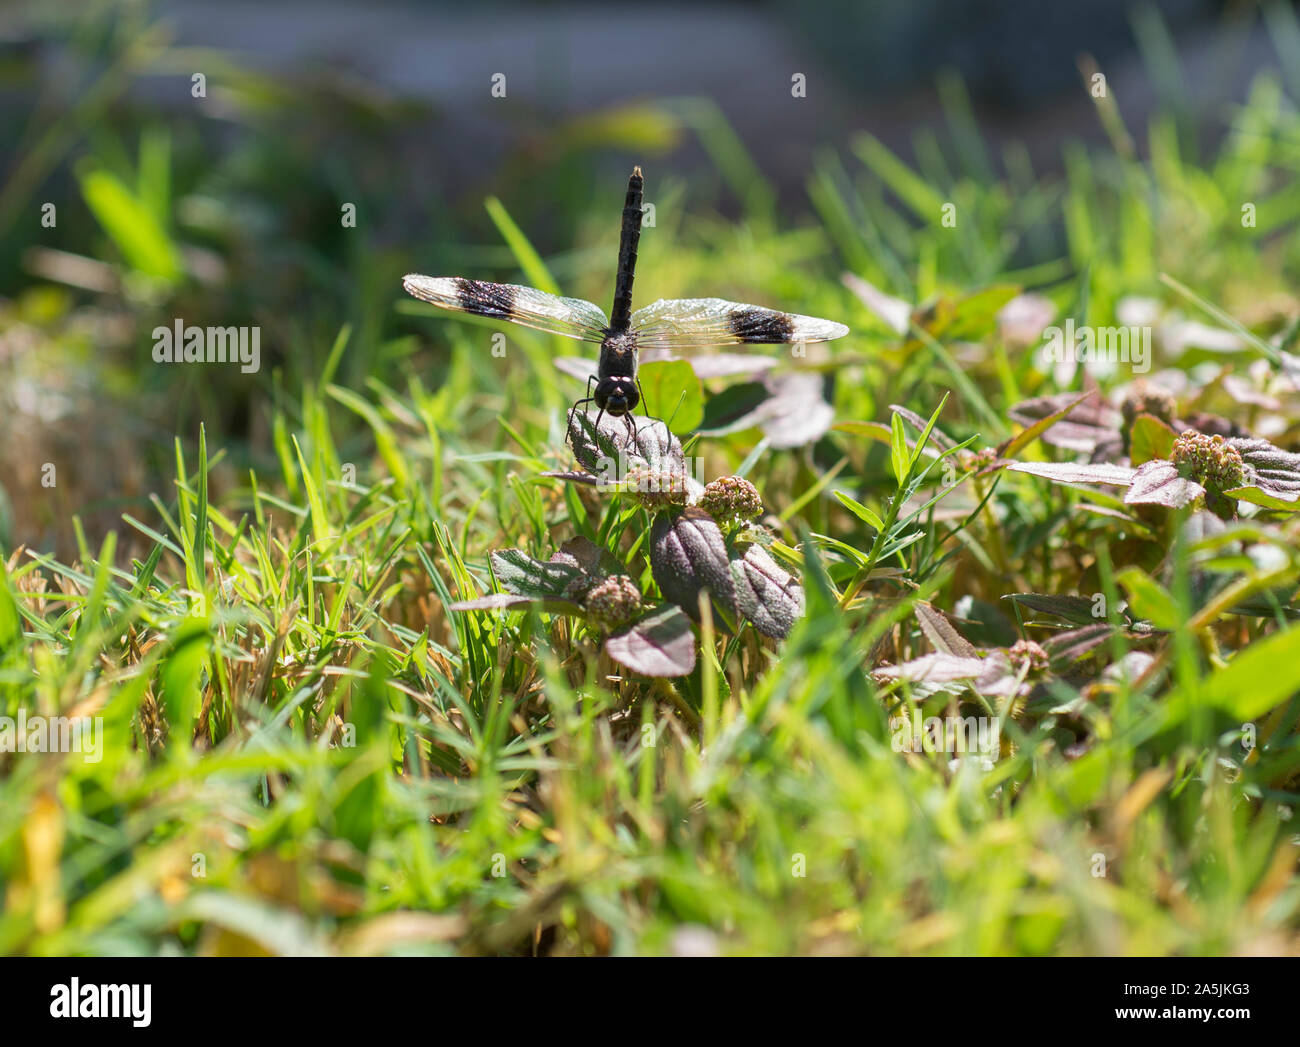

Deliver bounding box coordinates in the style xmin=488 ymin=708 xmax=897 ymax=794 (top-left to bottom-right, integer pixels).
xmin=403 ymin=166 xmax=849 ymax=445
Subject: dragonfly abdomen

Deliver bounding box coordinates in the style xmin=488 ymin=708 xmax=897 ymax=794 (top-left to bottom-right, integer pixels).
xmin=608 ymin=166 xmax=644 ymax=334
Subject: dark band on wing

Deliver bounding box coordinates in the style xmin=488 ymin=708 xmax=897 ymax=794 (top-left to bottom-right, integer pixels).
xmin=457 ymin=278 xmax=517 ymax=319
xmin=727 ymin=307 xmax=797 ymax=343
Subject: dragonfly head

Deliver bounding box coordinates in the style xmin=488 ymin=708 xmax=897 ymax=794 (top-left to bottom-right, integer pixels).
xmin=595 ymin=376 xmax=639 ymax=416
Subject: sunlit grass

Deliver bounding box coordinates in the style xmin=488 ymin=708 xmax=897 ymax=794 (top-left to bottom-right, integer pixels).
xmin=2 ymin=2 xmax=1300 ymax=956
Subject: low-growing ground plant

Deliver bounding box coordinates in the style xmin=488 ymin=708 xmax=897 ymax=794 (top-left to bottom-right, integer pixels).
xmin=3 ymin=2 xmax=1300 ymax=959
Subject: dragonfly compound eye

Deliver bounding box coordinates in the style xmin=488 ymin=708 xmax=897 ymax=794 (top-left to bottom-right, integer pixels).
xmin=596 ymin=378 xmax=637 ymax=415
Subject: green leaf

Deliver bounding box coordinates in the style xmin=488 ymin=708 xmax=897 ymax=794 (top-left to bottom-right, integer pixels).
xmin=190 ymin=424 xmax=209 ymax=603
xmin=160 ymin=616 xmax=211 ymax=758
xmin=853 ymin=132 xmax=945 ymax=221
xmin=293 ymin=435 xmax=332 ymax=553
xmin=911 ymin=285 xmax=1020 ymax=343
xmin=1166 ymin=622 xmax=1300 ymax=722
xmin=1226 ymin=485 xmax=1300 ymax=512
xmin=327 ymin=384 xmax=411 ymax=492
xmin=0 ymin=559 xmax=23 ymax=653
xmin=834 ymin=490 xmax=884 ymax=531
xmin=832 ymin=420 xmax=893 ymax=446
xmin=1129 ymin=413 xmax=1177 ymax=465
xmin=137 ymin=125 xmax=171 ymax=225
xmin=890 ymin=413 xmax=909 ymax=487
xmin=1116 ymin=566 xmax=1180 ymax=630
xmin=908 ymin=393 xmax=951 ymax=472
xmin=1007 ymin=592 xmax=1111 ymax=627
xmin=637 ymin=359 xmax=703 ymax=434
xmin=78 ymin=166 xmax=181 ymax=282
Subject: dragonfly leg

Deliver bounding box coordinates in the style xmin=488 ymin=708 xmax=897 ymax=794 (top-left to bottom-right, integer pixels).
xmin=566 ymin=392 xmax=594 ymax=447
xmin=636 ymin=376 xmax=669 ymax=443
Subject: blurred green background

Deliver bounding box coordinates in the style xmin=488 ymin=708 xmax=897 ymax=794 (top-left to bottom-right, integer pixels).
xmin=0 ymin=0 xmax=1264 ymax=555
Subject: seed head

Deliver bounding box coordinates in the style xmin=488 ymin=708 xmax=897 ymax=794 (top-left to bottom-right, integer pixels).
xmin=1120 ymin=381 xmax=1177 ymax=428
xmin=1008 ymin=639 xmax=1050 ymax=677
xmin=698 ymin=475 xmax=763 ymax=524
xmin=1170 ymin=430 xmax=1245 ymax=491
xmin=956 ymin=447 xmax=998 ymax=473
xmin=583 ymin=574 xmax=642 ymax=629
xmin=622 ymin=467 xmax=690 ymax=510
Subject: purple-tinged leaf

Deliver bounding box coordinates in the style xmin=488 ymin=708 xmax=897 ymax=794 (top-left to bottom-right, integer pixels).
xmin=758 ymin=373 xmax=835 ymax=449
xmin=650 ymin=507 xmax=739 ymax=628
xmin=874 ymin=653 xmax=990 ymax=684
xmin=1043 ymin=623 xmax=1120 ymax=664
xmin=1220 ymin=374 xmax=1281 ymax=411
xmin=1179 ymin=411 xmax=1248 ymax=440
xmin=449 ymin=592 xmax=581 ymax=614
xmin=698 ymin=374 xmax=833 ymax=449
xmin=567 ymin=408 xmax=686 ymax=478
xmin=1101 ymin=650 xmax=1158 ymax=684
xmin=1006 ymin=593 xmax=1107 ymax=627
xmin=604 ymin=605 xmax=697 ymax=677
xmin=672 ymin=353 xmax=778 ymax=379
xmin=877 ymin=650 xmax=1027 ymax=699
xmin=1159 ymin=319 xmax=1244 ymax=357
xmin=971 ymin=651 xmax=1028 ymax=699
xmin=541 ymin=469 xmax=601 ymax=486
xmin=890 ymin=404 xmax=956 ymax=451
xmin=730 ymin=544 xmax=803 ymax=639
xmin=1007 ymin=460 xmax=1138 ymax=487
xmin=1282 ymin=351 xmax=1300 ymax=384
xmin=997 ymin=292 xmax=1057 ymax=348
xmin=1123 ymin=459 xmax=1203 ymax=509
xmin=1232 ymin=439 xmax=1300 ymax=503
xmin=553 ymin=356 xmax=597 ymax=382
xmin=842 ymin=271 xmax=911 ymax=334
xmin=1007 ymin=391 xmax=1121 ymax=454
xmin=999 ymin=392 xmax=1091 ymax=459
xmin=914 ymin=601 xmax=978 ymax=657
xmin=551 ymin=536 xmax=624 ymax=580
xmin=490 ymin=549 xmax=585 ymax=600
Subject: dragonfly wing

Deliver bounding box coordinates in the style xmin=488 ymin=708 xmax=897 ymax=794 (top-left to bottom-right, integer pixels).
xmin=631 ymin=297 xmax=848 ymax=350
xmin=403 ymin=275 xmax=608 ymax=343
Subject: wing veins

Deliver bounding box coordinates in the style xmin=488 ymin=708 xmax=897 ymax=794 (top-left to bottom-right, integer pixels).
xmin=631 ymin=297 xmax=849 ymax=350
xmin=403 ymin=275 xmax=608 ymax=343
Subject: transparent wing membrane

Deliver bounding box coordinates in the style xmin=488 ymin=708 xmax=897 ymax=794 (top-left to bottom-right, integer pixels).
xmin=403 ymin=275 xmax=609 ymax=343
xmin=631 ymin=297 xmax=849 ymax=350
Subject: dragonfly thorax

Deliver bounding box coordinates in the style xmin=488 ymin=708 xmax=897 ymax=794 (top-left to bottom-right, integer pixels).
xmin=598 ymin=330 xmax=638 ymax=377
